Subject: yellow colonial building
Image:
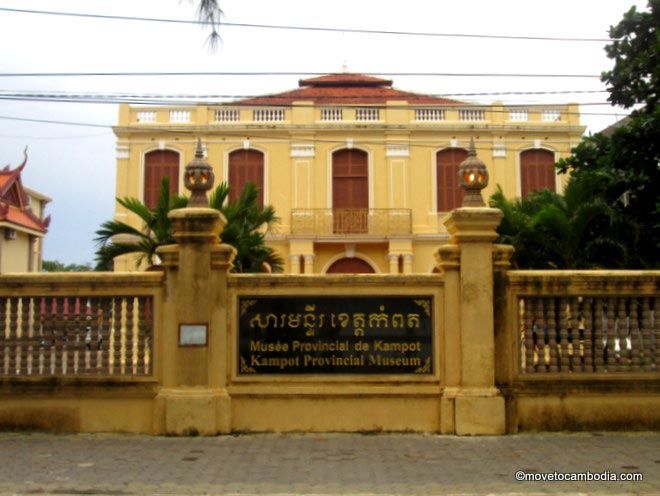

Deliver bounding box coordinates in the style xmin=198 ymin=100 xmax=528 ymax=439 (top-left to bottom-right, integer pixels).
xmin=113 ymin=73 xmax=585 ymax=274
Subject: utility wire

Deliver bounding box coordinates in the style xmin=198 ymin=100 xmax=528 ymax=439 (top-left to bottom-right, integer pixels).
xmin=0 ymin=71 xmax=602 ymax=78
xmin=0 ymin=7 xmax=616 ymax=43
xmin=0 ymin=96 xmax=616 ymax=109
xmin=0 ymin=89 xmax=610 ymax=98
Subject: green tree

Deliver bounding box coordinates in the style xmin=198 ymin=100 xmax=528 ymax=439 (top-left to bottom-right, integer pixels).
xmin=95 ymin=177 xmax=188 ymax=270
xmin=95 ymin=178 xmax=283 ymax=273
xmin=490 ymin=172 xmax=633 ymax=269
xmin=555 ymin=0 xmax=660 ymax=268
xmin=42 ymin=260 xmax=92 ymax=272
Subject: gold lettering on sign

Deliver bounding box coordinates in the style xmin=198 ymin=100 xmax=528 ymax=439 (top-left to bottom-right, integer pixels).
xmin=407 ymin=313 xmax=420 ymax=328
xmin=353 ymin=313 xmax=366 ymax=336
xmin=368 ymin=355 xmax=423 ymax=367
xmin=368 ymin=306 xmax=389 ymax=328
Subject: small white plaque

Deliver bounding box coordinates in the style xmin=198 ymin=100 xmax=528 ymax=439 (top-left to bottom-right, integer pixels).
xmin=179 ymin=324 xmax=208 ymax=346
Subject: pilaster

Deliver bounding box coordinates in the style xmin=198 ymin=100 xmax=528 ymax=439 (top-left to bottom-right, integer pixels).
xmin=438 ymin=207 xmax=506 ymax=435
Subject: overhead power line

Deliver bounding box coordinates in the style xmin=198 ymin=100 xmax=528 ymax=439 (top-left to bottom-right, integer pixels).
xmin=0 ymin=89 xmax=609 ymax=99
xmin=0 ymin=71 xmax=602 ymax=79
xmin=0 ymin=94 xmax=616 ymax=108
xmin=0 ymin=7 xmax=615 ymax=43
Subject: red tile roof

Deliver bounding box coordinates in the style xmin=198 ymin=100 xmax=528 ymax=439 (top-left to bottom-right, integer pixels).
xmin=0 ymin=203 xmax=48 ymax=233
xmin=0 ymin=150 xmax=49 ymax=234
xmin=232 ymin=73 xmax=462 ymax=106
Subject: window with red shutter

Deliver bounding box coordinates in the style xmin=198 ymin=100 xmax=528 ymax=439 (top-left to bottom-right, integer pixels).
xmin=520 ymin=149 xmax=556 ymax=197
xmin=332 ymin=149 xmax=369 ymax=234
xmin=143 ymin=150 xmax=180 ymax=209
xmin=436 ymin=148 xmax=467 ymax=212
xmin=228 ymin=149 xmax=264 ymax=208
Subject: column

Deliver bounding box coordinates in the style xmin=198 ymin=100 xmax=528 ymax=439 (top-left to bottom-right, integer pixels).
xmin=153 ymin=139 xmax=236 ymax=435
xmin=439 ymin=207 xmax=506 ymax=435
xmin=388 ymin=254 xmax=399 ymax=274
xmin=289 ymin=254 xmax=302 ymax=275
xmin=303 ymin=254 xmax=315 ymax=275
xmin=402 ymin=254 xmax=414 ymax=274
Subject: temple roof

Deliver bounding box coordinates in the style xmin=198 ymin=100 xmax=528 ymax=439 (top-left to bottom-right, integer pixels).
xmin=0 ymin=151 xmax=50 ymax=234
xmin=231 ymin=73 xmax=462 ymax=106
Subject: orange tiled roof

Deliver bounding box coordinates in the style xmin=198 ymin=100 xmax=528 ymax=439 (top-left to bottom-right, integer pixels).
xmin=0 ymin=202 xmax=48 ymax=233
xmin=0 ymin=175 xmax=11 ymax=191
xmin=0 ymin=150 xmax=50 ymax=234
xmin=232 ymin=73 xmax=462 ymax=106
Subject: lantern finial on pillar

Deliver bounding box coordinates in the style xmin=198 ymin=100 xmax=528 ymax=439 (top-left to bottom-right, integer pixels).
xmin=458 ymin=137 xmax=489 ymax=207
xmin=184 ymin=138 xmax=215 ymax=207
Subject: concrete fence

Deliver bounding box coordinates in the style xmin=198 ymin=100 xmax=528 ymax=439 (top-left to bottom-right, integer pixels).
xmin=0 ymin=206 xmax=658 ymax=434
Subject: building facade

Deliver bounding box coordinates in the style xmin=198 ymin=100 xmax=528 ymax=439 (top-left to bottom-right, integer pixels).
xmin=113 ymin=74 xmax=585 ymax=273
xmin=0 ymin=153 xmax=51 ymax=273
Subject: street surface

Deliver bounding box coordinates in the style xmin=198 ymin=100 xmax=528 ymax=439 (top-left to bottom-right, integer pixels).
xmin=0 ymin=432 xmax=658 ymax=495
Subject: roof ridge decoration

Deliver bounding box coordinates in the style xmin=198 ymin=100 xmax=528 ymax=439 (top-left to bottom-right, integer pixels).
xmin=0 ymin=148 xmax=50 ymax=234
xmin=230 ymin=73 xmax=462 ymax=106
xmin=298 ymin=73 xmax=394 ymax=87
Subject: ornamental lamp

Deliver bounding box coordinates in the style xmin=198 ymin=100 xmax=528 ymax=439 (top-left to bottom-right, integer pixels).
xmin=184 ymin=138 xmax=215 ymax=207
xmin=458 ymin=137 xmax=489 ymax=207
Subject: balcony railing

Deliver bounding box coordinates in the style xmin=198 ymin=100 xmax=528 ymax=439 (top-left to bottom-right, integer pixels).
xmin=291 ymin=209 xmax=412 ymax=236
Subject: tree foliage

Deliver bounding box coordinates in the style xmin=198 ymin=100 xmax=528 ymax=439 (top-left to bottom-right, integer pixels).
xmin=602 ymin=0 xmax=660 ymax=109
xmin=555 ymin=0 xmax=660 ymax=268
xmin=95 ymin=178 xmax=283 ymax=273
xmin=42 ymin=260 xmax=92 ymax=272
xmin=495 ymin=0 xmax=660 ymax=269
xmin=490 ymin=174 xmax=633 ymax=269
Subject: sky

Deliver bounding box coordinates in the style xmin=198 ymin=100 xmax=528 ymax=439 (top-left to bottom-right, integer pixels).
xmin=0 ymin=0 xmax=648 ymax=266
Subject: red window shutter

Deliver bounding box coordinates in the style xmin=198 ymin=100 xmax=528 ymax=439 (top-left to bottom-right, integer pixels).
xmin=520 ymin=149 xmax=555 ymax=197
xmin=436 ymin=148 xmax=467 ymax=211
xmin=143 ymin=150 xmax=179 ymax=209
xmin=332 ymin=149 xmax=369 ymax=234
xmin=228 ymin=150 xmax=264 ymax=207
xmin=332 ymin=149 xmax=368 ymax=209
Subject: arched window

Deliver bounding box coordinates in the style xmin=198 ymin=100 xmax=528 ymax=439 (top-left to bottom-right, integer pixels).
xmin=228 ymin=149 xmax=264 ymax=207
xmin=332 ymin=149 xmax=369 ymax=233
xmin=326 ymin=257 xmax=375 ymax=274
xmin=144 ymin=150 xmax=179 ymax=209
xmin=520 ymin=149 xmax=556 ymax=197
xmin=436 ymin=148 xmax=468 ymax=212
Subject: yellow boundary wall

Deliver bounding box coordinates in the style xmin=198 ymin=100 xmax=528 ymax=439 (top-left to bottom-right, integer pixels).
xmin=0 ymin=212 xmax=658 ymax=434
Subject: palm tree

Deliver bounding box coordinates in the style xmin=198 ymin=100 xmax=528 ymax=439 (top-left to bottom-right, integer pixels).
xmin=489 ymin=171 xmax=634 ymax=269
xmin=95 ymin=178 xmax=283 ymax=273
xmin=187 ymin=0 xmax=223 ymax=49
xmin=95 ymin=178 xmax=187 ymax=270
xmin=209 ymin=181 xmax=283 ymax=273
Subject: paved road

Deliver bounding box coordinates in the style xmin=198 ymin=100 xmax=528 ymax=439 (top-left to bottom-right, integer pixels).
xmin=0 ymin=432 xmax=658 ymax=495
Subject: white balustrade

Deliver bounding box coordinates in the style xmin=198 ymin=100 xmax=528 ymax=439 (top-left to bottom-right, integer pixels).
xmin=415 ymin=108 xmax=445 ymax=122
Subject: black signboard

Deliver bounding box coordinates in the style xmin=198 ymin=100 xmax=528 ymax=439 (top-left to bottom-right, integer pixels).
xmin=237 ymin=296 xmax=433 ymax=375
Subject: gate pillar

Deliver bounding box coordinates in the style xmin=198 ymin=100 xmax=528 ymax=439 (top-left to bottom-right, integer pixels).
xmin=439 ymin=207 xmax=505 ymax=435
xmin=153 ymin=140 xmax=236 ymax=435
xmin=437 ymin=139 xmax=506 ymax=435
